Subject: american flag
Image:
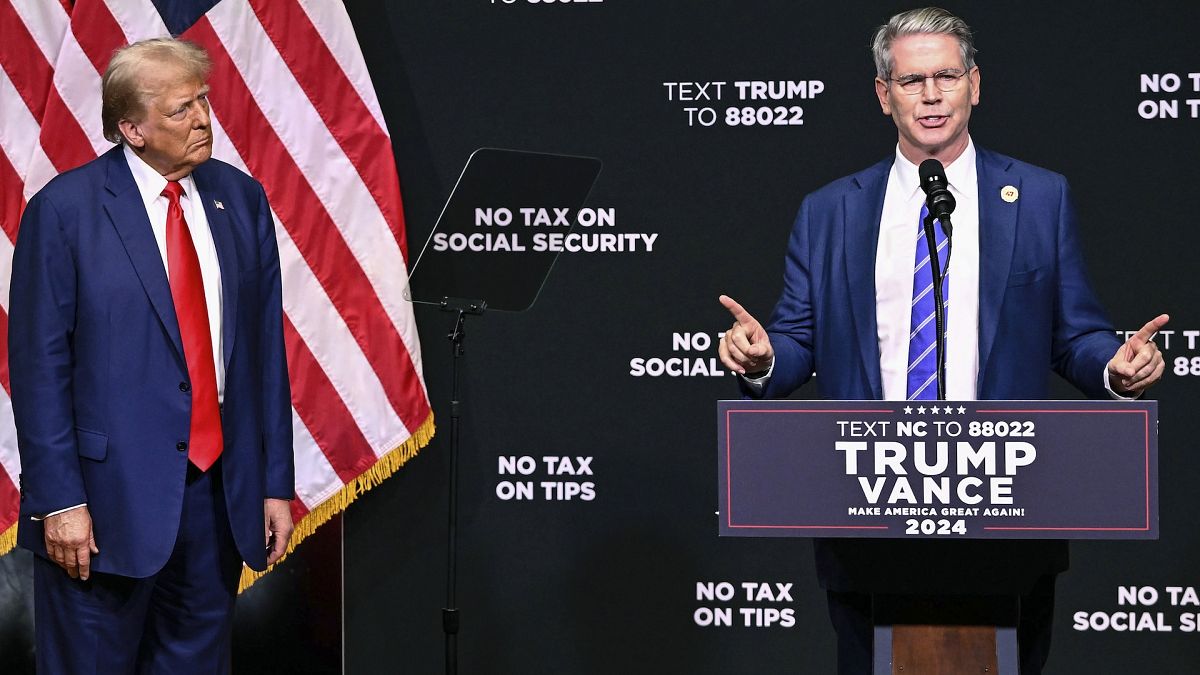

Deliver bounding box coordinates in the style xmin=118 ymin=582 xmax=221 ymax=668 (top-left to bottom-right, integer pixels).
xmin=0 ymin=0 xmax=434 ymax=589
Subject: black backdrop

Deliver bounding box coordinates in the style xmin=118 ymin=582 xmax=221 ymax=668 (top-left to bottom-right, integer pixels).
xmin=3 ymin=2 xmax=1199 ymax=673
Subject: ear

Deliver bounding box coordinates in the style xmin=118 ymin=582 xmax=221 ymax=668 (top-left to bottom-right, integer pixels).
xmin=874 ymin=77 xmax=892 ymax=115
xmin=968 ymin=66 xmax=981 ymax=106
xmin=118 ymin=118 xmax=145 ymax=149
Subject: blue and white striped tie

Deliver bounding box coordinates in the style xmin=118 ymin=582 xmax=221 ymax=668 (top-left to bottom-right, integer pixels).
xmin=907 ymin=203 xmax=949 ymax=400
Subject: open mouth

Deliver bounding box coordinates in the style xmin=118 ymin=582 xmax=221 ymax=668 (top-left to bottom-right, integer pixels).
xmin=918 ymin=115 xmax=948 ymax=128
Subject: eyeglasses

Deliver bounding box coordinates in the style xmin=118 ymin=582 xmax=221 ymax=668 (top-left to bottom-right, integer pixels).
xmin=889 ymin=69 xmax=968 ymax=94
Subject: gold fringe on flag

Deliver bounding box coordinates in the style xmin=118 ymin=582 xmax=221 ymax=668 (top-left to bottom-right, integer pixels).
xmin=237 ymin=411 xmax=435 ymax=594
xmin=0 ymin=523 xmax=16 ymax=558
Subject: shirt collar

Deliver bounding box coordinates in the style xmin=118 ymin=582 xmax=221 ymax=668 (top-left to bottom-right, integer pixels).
xmin=122 ymin=144 xmax=198 ymax=209
xmin=892 ymin=136 xmax=977 ymax=201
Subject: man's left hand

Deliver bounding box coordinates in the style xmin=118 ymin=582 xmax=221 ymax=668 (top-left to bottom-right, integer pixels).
xmin=1107 ymin=314 xmax=1170 ymax=396
xmin=264 ymin=498 xmax=294 ymax=566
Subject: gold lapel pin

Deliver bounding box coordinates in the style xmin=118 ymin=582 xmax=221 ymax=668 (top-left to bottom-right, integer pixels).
xmin=1000 ymin=185 xmax=1018 ymax=203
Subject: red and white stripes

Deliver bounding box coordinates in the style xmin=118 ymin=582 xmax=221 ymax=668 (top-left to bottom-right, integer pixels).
xmin=0 ymin=0 xmax=433 ymax=584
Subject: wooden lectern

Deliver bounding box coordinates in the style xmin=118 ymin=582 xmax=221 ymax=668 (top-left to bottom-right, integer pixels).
xmin=871 ymin=595 xmax=1018 ymax=674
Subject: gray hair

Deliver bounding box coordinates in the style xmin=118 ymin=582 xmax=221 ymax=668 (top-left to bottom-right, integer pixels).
xmin=101 ymin=38 xmax=211 ymax=143
xmin=870 ymin=7 xmax=976 ymax=80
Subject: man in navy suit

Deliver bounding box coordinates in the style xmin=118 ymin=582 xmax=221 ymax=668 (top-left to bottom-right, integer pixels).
xmin=718 ymin=8 xmax=1166 ymax=675
xmin=9 ymin=38 xmax=293 ymax=673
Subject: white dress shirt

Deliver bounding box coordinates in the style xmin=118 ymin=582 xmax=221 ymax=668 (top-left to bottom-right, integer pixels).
xmin=876 ymin=140 xmax=979 ymax=400
xmin=123 ymin=144 xmax=225 ymax=401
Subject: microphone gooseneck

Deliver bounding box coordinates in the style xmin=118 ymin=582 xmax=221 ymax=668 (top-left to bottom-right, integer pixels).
xmin=917 ymin=159 xmax=954 ymax=400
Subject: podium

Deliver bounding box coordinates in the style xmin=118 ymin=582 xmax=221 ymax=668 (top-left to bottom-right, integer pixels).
xmin=717 ymin=400 xmax=1158 ymax=674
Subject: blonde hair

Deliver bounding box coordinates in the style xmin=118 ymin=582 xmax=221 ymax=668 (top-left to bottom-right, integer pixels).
xmin=101 ymin=38 xmax=211 ymax=143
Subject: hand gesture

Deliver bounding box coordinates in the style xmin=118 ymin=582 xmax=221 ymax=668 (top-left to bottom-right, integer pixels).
xmin=1107 ymin=314 xmax=1169 ymax=395
xmin=717 ymin=295 xmax=774 ymax=375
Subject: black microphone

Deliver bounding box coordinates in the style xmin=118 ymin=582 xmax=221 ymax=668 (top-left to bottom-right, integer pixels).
xmin=918 ymin=159 xmax=956 ymax=237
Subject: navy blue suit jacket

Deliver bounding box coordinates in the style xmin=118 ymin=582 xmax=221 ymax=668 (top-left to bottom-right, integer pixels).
xmin=10 ymin=145 xmax=294 ymax=577
xmin=750 ymin=147 xmax=1121 ymax=592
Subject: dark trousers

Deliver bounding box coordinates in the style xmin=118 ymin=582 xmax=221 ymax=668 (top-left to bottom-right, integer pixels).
xmin=827 ymin=574 xmax=1057 ymax=675
xmin=34 ymin=463 xmax=243 ymax=675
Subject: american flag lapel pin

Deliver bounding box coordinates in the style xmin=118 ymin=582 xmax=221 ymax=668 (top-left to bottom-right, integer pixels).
xmin=213 ymin=199 xmax=225 ymax=210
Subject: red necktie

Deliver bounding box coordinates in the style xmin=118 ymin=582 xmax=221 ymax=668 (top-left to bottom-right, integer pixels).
xmin=162 ymin=181 xmax=223 ymax=471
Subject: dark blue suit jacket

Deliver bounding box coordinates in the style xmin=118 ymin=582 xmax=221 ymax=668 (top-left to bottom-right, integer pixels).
xmin=751 ymin=147 xmax=1121 ymax=592
xmin=10 ymin=145 xmax=293 ymax=577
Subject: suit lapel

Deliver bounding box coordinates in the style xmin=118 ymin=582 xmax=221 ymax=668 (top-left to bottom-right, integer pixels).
xmin=102 ymin=148 xmax=185 ymax=362
xmin=844 ymin=159 xmax=890 ymax=399
xmin=975 ymin=148 xmax=1020 ymax=397
xmin=192 ymin=163 xmax=240 ymax=369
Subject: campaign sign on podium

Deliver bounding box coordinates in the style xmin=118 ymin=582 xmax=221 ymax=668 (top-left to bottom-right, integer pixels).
xmin=718 ymin=400 xmax=1157 ymax=540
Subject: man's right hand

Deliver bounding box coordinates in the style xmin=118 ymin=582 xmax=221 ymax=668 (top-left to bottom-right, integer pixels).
xmin=44 ymin=506 xmax=99 ymax=580
xmin=718 ymin=295 xmax=774 ymax=375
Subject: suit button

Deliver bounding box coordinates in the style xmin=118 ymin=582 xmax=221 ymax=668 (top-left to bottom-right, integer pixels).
xmin=179 ymin=381 xmax=191 ymax=392
xmin=177 ymin=441 xmax=188 ymax=452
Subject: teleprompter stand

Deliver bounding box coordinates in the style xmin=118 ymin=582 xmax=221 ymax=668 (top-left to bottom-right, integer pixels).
xmin=438 ymin=296 xmax=485 ymax=675
xmin=406 ymin=149 xmax=602 ymax=675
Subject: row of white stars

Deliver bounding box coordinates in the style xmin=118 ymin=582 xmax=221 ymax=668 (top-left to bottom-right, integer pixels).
xmin=903 ymin=405 xmax=967 ymax=414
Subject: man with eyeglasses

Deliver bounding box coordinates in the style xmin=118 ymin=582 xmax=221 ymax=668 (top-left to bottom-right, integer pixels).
xmin=717 ymin=7 xmax=1166 ymax=674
